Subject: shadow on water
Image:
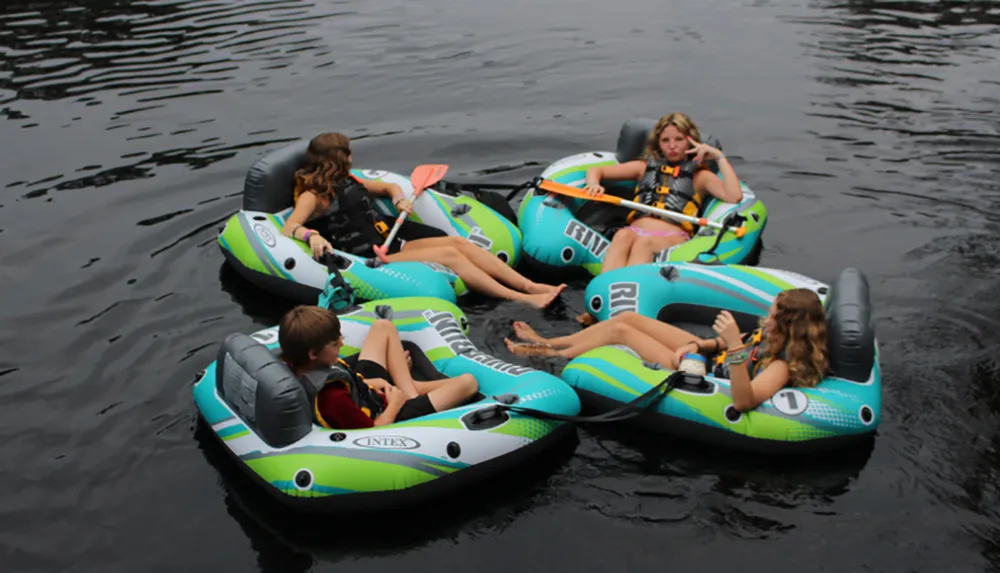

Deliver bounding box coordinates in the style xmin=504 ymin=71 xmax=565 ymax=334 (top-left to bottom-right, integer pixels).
xmin=193 ymin=420 xmax=579 ymax=571
xmin=218 ymin=263 xmax=298 ymax=328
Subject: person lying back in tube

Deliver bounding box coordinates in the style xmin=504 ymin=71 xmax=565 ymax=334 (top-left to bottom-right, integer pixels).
xmin=282 ymin=132 xmax=567 ymax=309
xmin=581 ymin=112 xmax=744 ymax=274
xmin=504 ymin=289 xmax=830 ymax=412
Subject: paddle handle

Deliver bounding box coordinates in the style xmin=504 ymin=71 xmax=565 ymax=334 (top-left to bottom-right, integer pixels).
xmin=616 ymin=197 xmax=709 ymax=228
xmin=621 ymin=200 xmax=748 ymax=238
xmin=383 ymin=211 xmax=408 ymax=245
xmin=537 ymin=178 xmax=746 ymax=239
xmin=373 ymin=181 xmax=435 ymax=262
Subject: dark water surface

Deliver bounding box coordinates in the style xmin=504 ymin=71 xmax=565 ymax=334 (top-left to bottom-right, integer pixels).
xmin=2 ymin=0 xmax=999 ymax=571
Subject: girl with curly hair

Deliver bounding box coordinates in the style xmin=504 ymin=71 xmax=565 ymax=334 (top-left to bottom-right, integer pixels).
xmin=505 ymin=288 xmax=829 ymax=411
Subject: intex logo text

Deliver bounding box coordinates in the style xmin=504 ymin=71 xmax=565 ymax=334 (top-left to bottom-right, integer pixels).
xmin=353 ymin=436 xmax=420 ymax=450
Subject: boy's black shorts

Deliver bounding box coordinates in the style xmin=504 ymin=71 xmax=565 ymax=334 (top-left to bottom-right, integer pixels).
xmin=355 ymin=359 xmax=435 ymax=421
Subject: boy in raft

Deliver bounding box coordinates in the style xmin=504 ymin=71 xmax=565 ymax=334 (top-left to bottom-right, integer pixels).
xmin=279 ymin=305 xmax=479 ymax=428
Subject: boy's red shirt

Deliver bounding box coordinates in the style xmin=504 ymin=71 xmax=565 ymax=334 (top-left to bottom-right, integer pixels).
xmin=315 ymin=384 xmax=388 ymax=430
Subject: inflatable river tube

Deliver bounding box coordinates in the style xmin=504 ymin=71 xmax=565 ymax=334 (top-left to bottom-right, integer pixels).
xmin=218 ymin=139 xmax=524 ymax=304
xmin=516 ymin=118 xmax=768 ymax=277
xmin=563 ymin=263 xmax=881 ymax=454
xmin=193 ymin=296 xmax=580 ymax=514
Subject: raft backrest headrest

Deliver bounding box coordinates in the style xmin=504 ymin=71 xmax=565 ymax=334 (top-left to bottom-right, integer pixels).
xmin=242 ymin=139 xmax=311 ymax=213
xmin=215 ymin=333 xmax=313 ymax=447
xmin=823 ymin=268 xmax=876 ymax=383
xmin=614 ymin=117 xmax=723 ymax=173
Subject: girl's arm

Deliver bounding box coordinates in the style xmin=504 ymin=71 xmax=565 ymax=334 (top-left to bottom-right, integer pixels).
xmin=585 ymin=160 xmax=646 ymax=185
xmin=728 ymin=357 xmax=789 ymax=412
xmin=583 ymin=160 xmax=647 ymax=196
xmin=280 ymin=192 xmax=333 ymax=258
xmin=358 ymin=177 xmax=412 ymax=214
xmin=281 ymin=192 xmax=318 ymax=239
xmin=358 ymin=178 xmax=406 ymax=203
xmin=694 ymin=159 xmax=743 ymax=204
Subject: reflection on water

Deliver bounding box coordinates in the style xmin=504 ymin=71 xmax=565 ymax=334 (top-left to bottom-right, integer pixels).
xmin=786 ymin=0 xmax=1000 ymax=221
xmin=0 ymin=0 xmax=345 ymax=202
xmin=195 ymin=420 xmax=580 ymax=573
xmin=568 ymin=424 xmax=873 ymax=539
xmin=785 ymin=1 xmax=1000 ymax=566
xmin=0 ymin=0 xmax=342 ymax=105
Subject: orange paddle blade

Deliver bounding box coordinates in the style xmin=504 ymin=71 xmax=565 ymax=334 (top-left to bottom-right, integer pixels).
xmin=410 ymin=164 xmax=449 ymax=195
xmin=537 ymin=179 xmax=624 ymax=206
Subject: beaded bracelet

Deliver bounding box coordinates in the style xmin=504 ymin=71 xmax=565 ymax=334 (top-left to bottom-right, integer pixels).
xmin=725 ymin=348 xmax=750 ymax=365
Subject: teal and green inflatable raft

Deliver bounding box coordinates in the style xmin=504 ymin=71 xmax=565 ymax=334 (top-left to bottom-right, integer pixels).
xmin=516 ymin=118 xmax=767 ymax=277
xmin=564 ymin=263 xmax=881 ymax=454
xmin=218 ymin=138 xmax=524 ymax=304
xmin=193 ymin=296 xmax=580 ymax=513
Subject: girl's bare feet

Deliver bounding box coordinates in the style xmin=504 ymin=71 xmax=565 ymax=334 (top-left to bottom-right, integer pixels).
xmin=511 ymin=321 xmax=547 ymax=344
xmin=522 ymin=284 xmax=567 ymax=309
xmin=504 ymin=338 xmax=560 ymax=357
xmin=524 ymin=281 xmax=568 ymax=295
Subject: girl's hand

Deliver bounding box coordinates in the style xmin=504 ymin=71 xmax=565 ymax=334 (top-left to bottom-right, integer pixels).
xmin=712 ymin=310 xmax=743 ymax=350
xmin=687 ymin=136 xmax=724 ymax=164
xmin=583 ymin=182 xmax=605 ymax=197
xmin=672 ymin=342 xmax=700 ymax=369
xmin=394 ymin=197 xmax=414 ymax=215
xmin=308 ymin=233 xmax=334 ymax=259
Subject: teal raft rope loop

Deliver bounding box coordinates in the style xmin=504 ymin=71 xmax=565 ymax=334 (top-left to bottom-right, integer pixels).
xmin=318 ymin=253 xmax=356 ymax=312
xmin=470 ymin=371 xmax=688 ymax=425
xmin=696 ymin=211 xmax=748 ymax=264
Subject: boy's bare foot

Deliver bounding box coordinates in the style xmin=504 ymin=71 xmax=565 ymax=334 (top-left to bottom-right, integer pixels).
xmin=576 ymin=312 xmax=597 ymax=326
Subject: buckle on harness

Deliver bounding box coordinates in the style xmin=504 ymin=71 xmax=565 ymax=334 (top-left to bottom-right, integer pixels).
xmin=373 ymin=220 xmax=389 ymax=236
xmin=660 ymin=165 xmax=680 ymax=177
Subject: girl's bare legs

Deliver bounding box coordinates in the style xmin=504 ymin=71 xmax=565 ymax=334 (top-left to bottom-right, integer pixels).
xmin=404 ymin=237 xmax=564 ymax=294
xmin=601 ymin=228 xmax=638 ymax=274
xmin=388 ymin=246 xmax=563 ymax=309
xmin=505 ymin=321 xmax=679 ymax=368
xmin=512 ymin=312 xmax=702 ymax=352
xmin=357 ymin=320 xmax=422 ymax=398
xmin=625 ymin=235 xmax=687 ymax=267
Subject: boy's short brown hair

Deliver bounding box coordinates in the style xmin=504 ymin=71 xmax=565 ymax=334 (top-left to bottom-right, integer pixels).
xmin=278 ymin=305 xmax=342 ymax=369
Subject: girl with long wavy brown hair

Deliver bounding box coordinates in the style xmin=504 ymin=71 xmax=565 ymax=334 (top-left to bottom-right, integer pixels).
xmin=281 ymin=132 xmax=566 ymax=309
xmin=504 ymin=288 xmax=830 ymax=411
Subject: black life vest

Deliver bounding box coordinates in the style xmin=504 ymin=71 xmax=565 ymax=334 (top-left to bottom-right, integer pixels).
xmin=627 ymin=158 xmax=706 ymax=233
xmin=308 ymin=175 xmax=392 ymax=257
xmin=712 ymin=328 xmax=774 ymax=379
xmin=299 ymin=358 xmax=386 ymax=428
